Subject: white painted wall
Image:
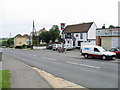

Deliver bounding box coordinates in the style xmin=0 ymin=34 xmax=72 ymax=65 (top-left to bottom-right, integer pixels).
xmin=88 ymin=23 xmax=96 ymax=39
xmin=81 ymin=41 xmax=96 ymax=49
xmin=33 ymin=46 xmax=46 ymax=49
xmin=74 ymin=33 xmax=87 ymax=41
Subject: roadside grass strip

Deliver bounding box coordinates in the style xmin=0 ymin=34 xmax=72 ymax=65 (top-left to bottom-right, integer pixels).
xmin=0 ymin=70 xmax=11 ymax=88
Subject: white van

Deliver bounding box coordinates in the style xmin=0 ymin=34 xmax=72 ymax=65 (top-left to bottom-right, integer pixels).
xmin=81 ymin=45 xmax=116 ymax=60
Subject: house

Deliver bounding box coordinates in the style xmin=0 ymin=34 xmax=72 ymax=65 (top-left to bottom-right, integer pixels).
xmin=63 ymin=22 xmax=97 ymax=49
xmin=96 ymin=27 xmax=120 ymax=49
xmin=30 ymin=28 xmax=47 ymax=46
xmin=14 ymin=34 xmax=29 ymax=47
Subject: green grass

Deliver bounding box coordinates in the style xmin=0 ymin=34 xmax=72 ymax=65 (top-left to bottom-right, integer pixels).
xmin=0 ymin=70 xmax=11 ymax=88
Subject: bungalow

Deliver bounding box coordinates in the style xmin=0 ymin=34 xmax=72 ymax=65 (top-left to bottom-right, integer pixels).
xmin=63 ymin=22 xmax=97 ymax=49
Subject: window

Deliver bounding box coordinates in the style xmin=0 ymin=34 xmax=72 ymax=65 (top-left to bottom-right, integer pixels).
xmin=78 ymin=41 xmax=81 ymax=46
xmin=94 ymin=48 xmax=100 ymax=52
xmin=80 ymin=33 xmax=83 ymax=39
xmin=76 ymin=34 xmax=78 ymax=37
xmin=67 ymin=41 xmax=69 ymax=44
xmin=19 ymin=42 xmax=22 ymax=44
xmin=73 ymin=41 xmax=75 ymax=46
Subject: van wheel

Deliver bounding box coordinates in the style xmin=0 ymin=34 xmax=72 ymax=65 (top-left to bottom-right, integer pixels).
xmin=84 ymin=54 xmax=88 ymax=58
xmin=102 ymin=55 xmax=106 ymax=60
xmin=112 ymin=57 xmax=116 ymax=60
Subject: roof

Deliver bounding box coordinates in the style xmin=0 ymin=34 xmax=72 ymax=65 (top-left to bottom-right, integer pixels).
xmin=15 ymin=34 xmax=22 ymax=37
xmin=64 ymin=22 xmax=94 ymax=33
xmin=15 ymin=34 xmax=29 ymax=38
xmin=37 ymin=28 xmax=47 ymax=34
xmin=96 ymin=27 xmax=120 ymax=30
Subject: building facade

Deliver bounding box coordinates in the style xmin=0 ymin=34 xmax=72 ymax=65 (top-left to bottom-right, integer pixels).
xmin=14 ymin=34 xmax=29 ymax=47
xmin=96 ymin=28 xmax=120 ymax=49
xmin=63 ymin=22 xmax=97 ymax=49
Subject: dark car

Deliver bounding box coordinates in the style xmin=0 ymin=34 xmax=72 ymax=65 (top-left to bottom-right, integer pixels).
xmin=46 ymin=44 xmax=53 ymax=49
xmin=109 ymin=48 xmax=120 ymax=58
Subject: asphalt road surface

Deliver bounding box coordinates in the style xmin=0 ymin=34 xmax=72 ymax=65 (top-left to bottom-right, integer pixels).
xmin=3 ymin=48 xmax=119 ymax=88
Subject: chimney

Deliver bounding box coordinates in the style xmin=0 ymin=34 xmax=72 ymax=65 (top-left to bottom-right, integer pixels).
xmin=102 ymin=24 xmax=105 ymax=29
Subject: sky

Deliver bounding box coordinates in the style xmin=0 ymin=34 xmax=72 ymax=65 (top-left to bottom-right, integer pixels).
xmin=0 ymin=0 xmax=119 ymax=38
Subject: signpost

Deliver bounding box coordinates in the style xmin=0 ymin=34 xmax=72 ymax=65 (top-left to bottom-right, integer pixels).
xmin=59 ymin=23 xmax=66 ymax=53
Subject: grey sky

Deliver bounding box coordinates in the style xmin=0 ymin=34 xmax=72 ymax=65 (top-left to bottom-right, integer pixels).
xmin=0 ymin=0 xmax=119 ymax=38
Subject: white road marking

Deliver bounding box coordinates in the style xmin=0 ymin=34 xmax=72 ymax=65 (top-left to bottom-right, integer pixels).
xmin=41 ymin=57 xmax=58 ymax=61
xmin=67 ymin=62 xmax=78 ymax=65
xmin=41 ymin=57 xmax=48 ymax=59
xmin=66 ymin=61 xmax=100 ymax=69
xmin=47 ymin=58 xmax=58 ymax=61
xmin=79 ymin=64 xmax=100 ymax=69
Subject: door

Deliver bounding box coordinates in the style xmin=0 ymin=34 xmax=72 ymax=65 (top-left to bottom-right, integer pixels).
xmin=93 ymin=48 xmax=101 ymax=58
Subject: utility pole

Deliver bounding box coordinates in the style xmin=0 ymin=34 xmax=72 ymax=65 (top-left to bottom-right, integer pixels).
xmin=32 ymin=20 xmax=37 ymax=46
xmin=9 ymin=32 xmax=11 ymax=47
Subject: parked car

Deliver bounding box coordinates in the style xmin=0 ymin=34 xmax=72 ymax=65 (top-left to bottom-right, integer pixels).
xmin=109 ymin=48 xmax=120 ymax=58
xmin=52 ymin=44 xmax=61 ymax=51
xmin=1 ymin=46 xmax=6 ymax=48
xmin=64 ymin=44 xmax=74 ymax=51
xmin=46 ymin=44 xmax=53 ymax=49
xmin=81 ymin=45 xmax=116 ymax=60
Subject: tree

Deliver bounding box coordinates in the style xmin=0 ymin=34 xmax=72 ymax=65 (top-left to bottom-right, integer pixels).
xmin=2 ymin=41 xmax=8 ymax=46
xmin=40 ymin=31 xmax=51 ymax=44
xmin=49 ymin=25 xmax=60 ymax=43
xmin=109 ymin=25 xmax=120 ymax=28
xmin=7 ymin=38 xmax=14 ymax=47
xmin=109 ymin=25 xmax=115 ymax=28
xmin=2 ymin=38 xmax=14 ymax=47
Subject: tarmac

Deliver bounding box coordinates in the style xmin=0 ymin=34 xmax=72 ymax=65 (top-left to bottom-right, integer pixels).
xmin=1 ymin=49 xmax=86 ymax=89
xmin=2 ymin=53 xmax=51 ymax=88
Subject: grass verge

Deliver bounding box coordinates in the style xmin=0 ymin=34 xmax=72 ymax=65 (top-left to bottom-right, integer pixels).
xmin=0 ymin=70 xmax=11 ymax=88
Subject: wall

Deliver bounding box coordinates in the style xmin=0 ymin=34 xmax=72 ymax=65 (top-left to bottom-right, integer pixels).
xmin=101 ymin=37 xmax=111 ymax=49
xmin=96 ymin=36 xmax=101 ymax=46
xmin=81 ymin=41 xmax=96 ymax=49
xmin=88 ymin=23 xmax=96 ymax=39
xmin=14 ymin=37 xmax=28 ymax=47
xmin=74 ymin=33 xmax=87 ymax=41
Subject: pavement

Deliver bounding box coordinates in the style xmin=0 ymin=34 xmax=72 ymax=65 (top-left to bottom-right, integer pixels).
xmin=2 ymin=53 xmax=51 ymax=88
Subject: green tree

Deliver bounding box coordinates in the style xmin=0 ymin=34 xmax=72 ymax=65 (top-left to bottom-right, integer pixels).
xmin=2 ymin=41 xmax=8 ymax=47
xmin=109 ymin=25 xmax=115 ymax=28
xmin=2 ymin=38 xmax=14 ymax=47
xmin=49 ymin=25 xmax=60 ymax=43
xmin=40 ymin=31 xmax=51 ymax=44
xmin=7 ymin=38 xmax=14 ymax=47
xmin=109 ymin=25 xmax=120 ymax=28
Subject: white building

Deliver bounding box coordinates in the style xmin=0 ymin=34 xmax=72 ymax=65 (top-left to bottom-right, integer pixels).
xmin=63 ymin=22 xmax=97 ymax=49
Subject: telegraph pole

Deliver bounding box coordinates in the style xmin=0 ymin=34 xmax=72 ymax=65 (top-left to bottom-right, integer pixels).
xmin=9 ymin=32 xmax=11 ymax=47
xmin=32 ymin=20 xmax=35 ymax=46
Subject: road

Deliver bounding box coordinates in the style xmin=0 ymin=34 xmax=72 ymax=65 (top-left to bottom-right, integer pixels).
xmin=3 ymin=48 xmax=119 ymax=88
